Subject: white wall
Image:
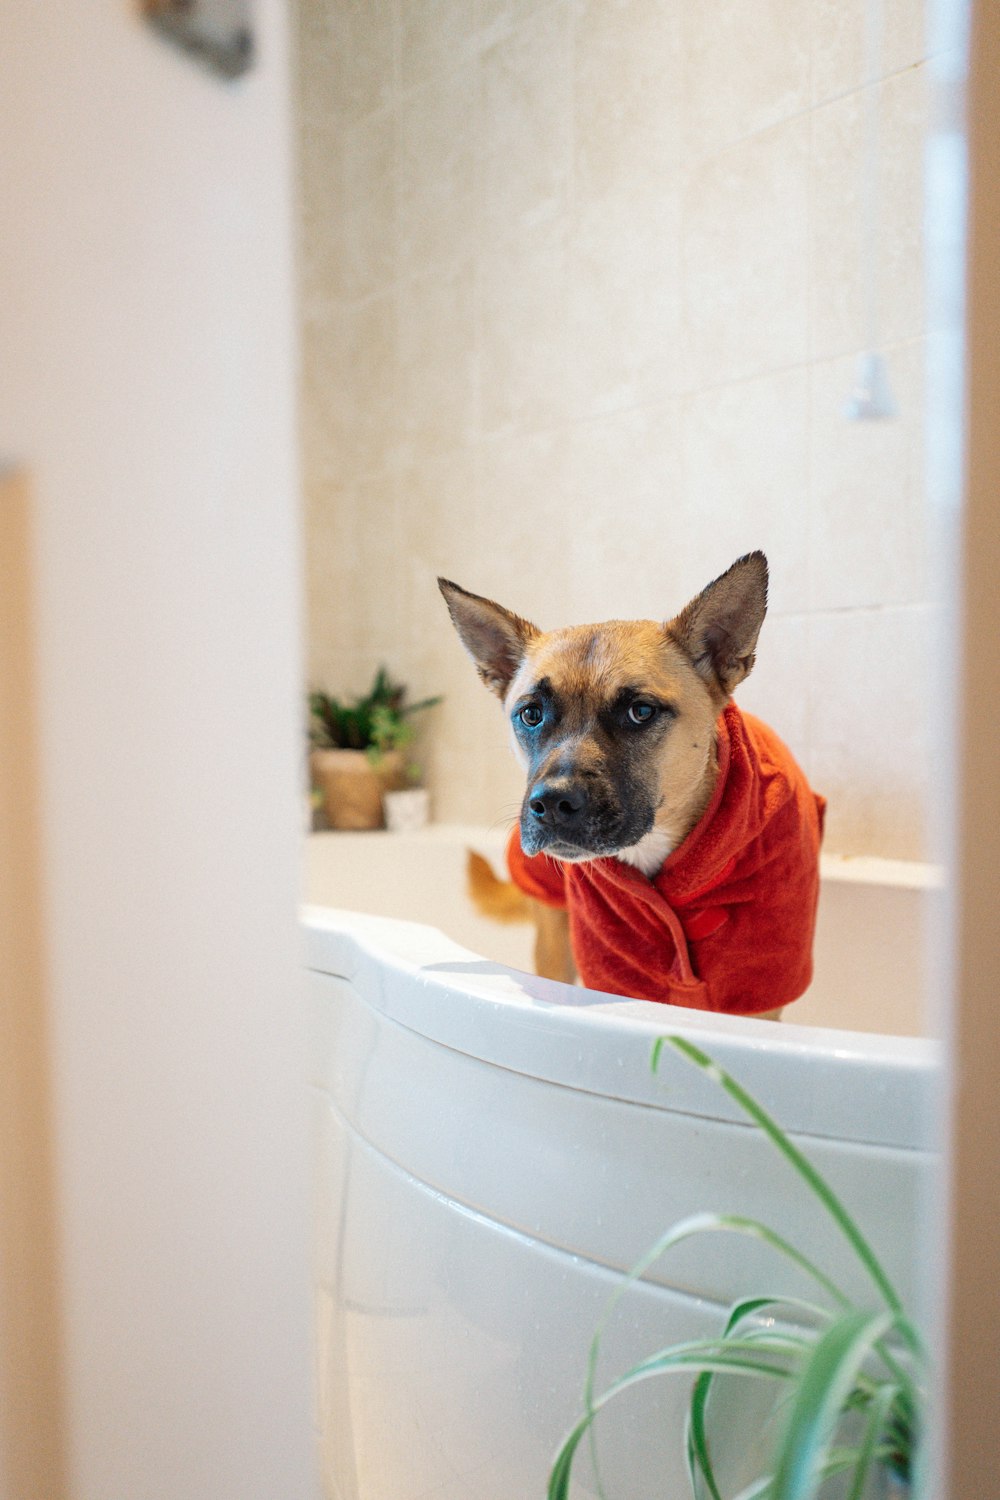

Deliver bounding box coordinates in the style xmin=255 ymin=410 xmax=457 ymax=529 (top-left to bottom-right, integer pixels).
xmin=0 ymin=4 xmax=315 ymax=1498
xmin=296 ymin=0 xmax=934 ymax=860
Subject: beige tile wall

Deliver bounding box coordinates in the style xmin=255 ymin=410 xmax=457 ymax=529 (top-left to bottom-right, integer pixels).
xmin=295 ymin=0 xmax=936 ymax=858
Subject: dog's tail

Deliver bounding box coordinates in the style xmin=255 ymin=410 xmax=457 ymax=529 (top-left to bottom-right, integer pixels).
xmin=466 ymin=849 xmax=531 ymax=924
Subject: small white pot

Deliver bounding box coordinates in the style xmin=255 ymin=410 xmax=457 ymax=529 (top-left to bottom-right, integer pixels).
xmin=383 ymin=787 xmax=430 ymax=833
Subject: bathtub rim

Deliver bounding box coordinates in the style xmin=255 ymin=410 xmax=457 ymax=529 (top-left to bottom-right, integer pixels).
xmin=306 ymin=823 xmax=947 ymax=890
xmin=303 ymin=904 xmax=939 ymax=1154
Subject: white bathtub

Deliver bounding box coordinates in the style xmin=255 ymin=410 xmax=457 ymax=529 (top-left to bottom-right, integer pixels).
xmin=304 ymin=826 xmax=941 ymax=1500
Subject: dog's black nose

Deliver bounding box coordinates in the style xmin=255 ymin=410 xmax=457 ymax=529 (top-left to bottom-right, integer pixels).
xmin=528 ymin=782 xmax=587 ymax=829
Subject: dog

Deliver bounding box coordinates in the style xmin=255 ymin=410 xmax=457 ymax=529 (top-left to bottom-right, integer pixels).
xmin=439 ymin=553 xmax=825 ymax=1019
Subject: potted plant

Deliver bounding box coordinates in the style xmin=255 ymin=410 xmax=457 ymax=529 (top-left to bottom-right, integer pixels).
xmin=549 ymin=1036 xmax=925 ymax=1500
xmin=367 ymin=704 xmax=434 ymax=832
xmin=308 ymin=668 xmax=440 ymax=831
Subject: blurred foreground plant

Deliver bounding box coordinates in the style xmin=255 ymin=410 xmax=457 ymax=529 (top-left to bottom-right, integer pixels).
xmin=548 ymin=1035 xmax=926 ymax=1500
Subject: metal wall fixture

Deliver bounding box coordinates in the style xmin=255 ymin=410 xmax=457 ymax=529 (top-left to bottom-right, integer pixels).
xmin=143 ymin=0 xmax=254 ymax=81
xmin=844 ymin=0 xmax=899 ymax=420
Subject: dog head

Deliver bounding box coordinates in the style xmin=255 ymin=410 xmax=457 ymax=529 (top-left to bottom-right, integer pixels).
xmin=439 ymin=553 xmax=768 ymax=868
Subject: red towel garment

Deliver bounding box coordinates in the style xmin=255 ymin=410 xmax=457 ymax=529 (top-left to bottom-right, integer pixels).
xmin=506 ymin=703 xmax=826 ymax=1015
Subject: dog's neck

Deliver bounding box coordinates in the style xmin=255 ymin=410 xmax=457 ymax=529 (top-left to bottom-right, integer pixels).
xmin=615 ymin=728 xmax=721 ymax=878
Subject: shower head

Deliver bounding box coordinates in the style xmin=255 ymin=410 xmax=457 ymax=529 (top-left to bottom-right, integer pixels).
xmin=843 ymin=350 xmax=898 ymax=421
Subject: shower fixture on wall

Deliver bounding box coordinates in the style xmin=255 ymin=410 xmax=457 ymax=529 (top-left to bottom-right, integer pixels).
xmin=844 ymin=0 xmax=899 ymax=420
xmin=143 ymin=0 xmax=254 ymax=80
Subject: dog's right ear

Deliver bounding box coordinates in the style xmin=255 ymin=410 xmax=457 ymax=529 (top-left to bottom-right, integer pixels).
xmin=438 ymin=579 xmax=539 ymax=698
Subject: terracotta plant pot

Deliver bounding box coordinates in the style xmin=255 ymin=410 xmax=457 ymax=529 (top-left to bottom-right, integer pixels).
xmin=310 ymin=749 xmax=405 ymax=830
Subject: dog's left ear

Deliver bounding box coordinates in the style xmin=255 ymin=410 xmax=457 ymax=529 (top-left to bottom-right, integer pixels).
xmin=438 ymin=578 xmax=540 ymax=698
xmin=667 ymin=551 xmax=768 ymax=703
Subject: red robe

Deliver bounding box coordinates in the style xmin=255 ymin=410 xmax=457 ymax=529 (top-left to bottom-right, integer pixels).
xmin=506 ymin=703 xmax=825 ymax=1015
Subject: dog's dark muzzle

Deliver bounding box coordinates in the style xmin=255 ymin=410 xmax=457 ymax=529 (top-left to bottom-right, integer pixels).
xmin=520 ymin=773 xmax=654 ymax=859
xmin=527 ymin=778 xmax=588 ymax=833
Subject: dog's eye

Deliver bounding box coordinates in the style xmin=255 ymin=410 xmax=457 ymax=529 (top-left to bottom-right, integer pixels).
xmin=519 ymin=703 xmax=543 ymax=728
xmin=627 ymin=701 xmax=657 ymax=725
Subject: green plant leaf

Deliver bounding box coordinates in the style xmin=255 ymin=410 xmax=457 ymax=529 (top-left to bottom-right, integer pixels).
xmin=550 ymin=1041 xmax=926 ymax=1500
xmin=576 ymin=1211 xmax=851 ymax=1500
xmin=685 ymin=1299 xmax=829 ymax=1500
xmin=370 ymin=665 xmax=393 ymax=703
xmin=731 ymin=1479 xmax=774 ymax=1500
xmin=551 ymin=1339 xmax=798 ymax=1500
xmin=846 ymin=1384 xmax=898 ymax=1500
xmin=308 ymin=668 xmax=440 ymax=753
xmin=729 ymin=1444 xmax=895 ymax=1500
xmin=770 ymin=1308 xmax=895 ymax=1500
xmin=687 ymin=1370 xmax=724 ymax=1500
xmin=654 ymin=1036 xmax=912 ymax=1338
xmin=724 ymin=1295 xmax=834 ymax=1339
xmin=624 ymin=1337 xmax=801 ymax=1385
xmin=657 ymin=1039 xmax=927 ymax=1415
xmin=401 ymin=693 xmax=443 ymax=716
xmin=586 ymin=1212 xmax=849 ymax=1400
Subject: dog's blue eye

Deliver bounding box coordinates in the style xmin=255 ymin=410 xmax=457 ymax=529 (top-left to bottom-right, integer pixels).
xmin=627 ymin=702 xmax=656 ymax=725
xmin=519 ymin=704 xmax=543 ymax=728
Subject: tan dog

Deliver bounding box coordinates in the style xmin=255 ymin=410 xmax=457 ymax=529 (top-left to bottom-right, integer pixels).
xmin=440 ymin=554 xmax=823 ymax=1019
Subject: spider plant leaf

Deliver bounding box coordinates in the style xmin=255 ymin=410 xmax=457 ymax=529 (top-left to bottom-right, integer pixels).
xmin=739 ymin=1327 xmax=813 ymax=1353
xmin=655 ymin=1036 xmax=911 ymax=1336
xmin=731 ymin=1479 xmax=774 ymax=1500
xmin=730 ymin=1445 xmax=888 ymax=1500
xmin=579 ymin=1209 xmax=851 ymax=1494
xmin=724 ymin=1295 xmax=834 ymax=1339
xmin=700 ymin=1289 xmax=838 ymax=1492
xmin=725 ymin=1296 xmax=791 ymax=1337
xmin=639 ymin=1332 xmax=803 ymax=1500
xmin=688 ymin=1370 xmax=724 ymax=1500
xmin=611 ymin=1338 xmax=801 ymax=1391
xmin=578 ymin=1212 xmax=845 ymax=1500
xmin=552 ymin=1341 xmax=796 ymax=1500
xmin=585 ymin=1211 xmax=849 ymax=1408
xmin=770 ymin=1308 xmax=895 ymax=1500
xmin=845 ymin=1384 xmax=898 ymax=1500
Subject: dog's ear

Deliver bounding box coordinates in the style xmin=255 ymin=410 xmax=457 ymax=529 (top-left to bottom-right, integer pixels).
xmin=667 ymin=552 xmax=768 ymax=703
xmin=438 ymin=579 xmax=540 ymax=698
